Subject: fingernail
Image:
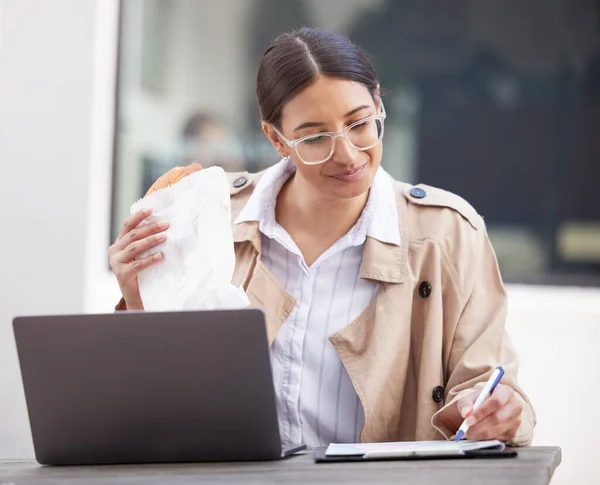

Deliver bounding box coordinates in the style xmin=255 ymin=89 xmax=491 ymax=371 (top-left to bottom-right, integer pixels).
xmin=143 ymin=208 xmax=152 ymax=215
xmin=465 ymin=417 xmax=476 ymax=427
xmin=154 ymin=252 xmax=162 ymax=260
xmin=157 ymin=221 xmax=169 ymax=229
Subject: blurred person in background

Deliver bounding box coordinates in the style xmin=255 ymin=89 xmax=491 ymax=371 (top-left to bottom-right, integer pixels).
xmin=178 ymin=112 xmax=244 ymax=171
xmin=141 ymin=112 xmax=244 ymax=196
xmin=109 ymin=28 xmax=535 ymax=449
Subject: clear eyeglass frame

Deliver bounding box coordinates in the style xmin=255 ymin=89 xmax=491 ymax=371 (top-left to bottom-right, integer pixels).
xmin=271 ymin=101 xmax=387 ymax=165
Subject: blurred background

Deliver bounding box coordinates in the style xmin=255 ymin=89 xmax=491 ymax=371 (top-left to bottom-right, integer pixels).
xmin=113 ymin=0 xmax=600 ymax=285
xmin=1 ymin=1 xmax=599 ymax=484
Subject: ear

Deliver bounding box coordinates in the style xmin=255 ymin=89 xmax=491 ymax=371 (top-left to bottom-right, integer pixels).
xmin=374 ymin=84 xmax=382 ymax=111
xmin=261 ymin=122 xmax=290 ymax=159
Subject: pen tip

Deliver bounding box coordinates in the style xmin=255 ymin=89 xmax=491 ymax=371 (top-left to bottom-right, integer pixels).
xmin=455 ymin=431 xmax=464 ymax=442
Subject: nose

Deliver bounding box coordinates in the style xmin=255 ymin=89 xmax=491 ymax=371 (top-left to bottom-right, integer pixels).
xmin=330 ymin=135 xmax=357 ymax=166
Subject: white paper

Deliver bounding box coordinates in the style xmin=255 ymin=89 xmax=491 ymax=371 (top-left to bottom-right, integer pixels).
xmin=325 ymin=440 xmax=505 ymax=457
xmin=130 ymin=166 xmax=250 ymax=311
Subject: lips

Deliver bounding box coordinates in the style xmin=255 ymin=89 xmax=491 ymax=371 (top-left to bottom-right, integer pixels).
xmin=328 ymin=163 xmax=367 ymax=182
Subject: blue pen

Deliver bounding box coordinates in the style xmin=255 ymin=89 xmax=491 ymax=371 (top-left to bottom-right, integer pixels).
xmin=455 ymin=366 xmax=505 ymax=441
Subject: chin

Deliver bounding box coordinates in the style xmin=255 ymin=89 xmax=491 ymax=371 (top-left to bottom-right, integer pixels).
xmin=327 ymin=172 xmax=374 ymax=200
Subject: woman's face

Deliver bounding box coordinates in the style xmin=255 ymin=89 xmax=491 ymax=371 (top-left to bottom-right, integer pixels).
xmin=264 ymin=76 xmax=382 ymax=200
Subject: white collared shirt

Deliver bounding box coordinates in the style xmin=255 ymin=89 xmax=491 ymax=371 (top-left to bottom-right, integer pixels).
xmin=236 ymin=158 xmax=400 ymax=448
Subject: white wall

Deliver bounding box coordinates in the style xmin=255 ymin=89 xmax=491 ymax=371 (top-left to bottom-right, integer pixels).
xmin=507 ymin=285 xmax=600 ymax=485
xmin=0 ymin=0 xmax=102 ymax=459
xmin=0 ymin=3 xmax=599 ymax=485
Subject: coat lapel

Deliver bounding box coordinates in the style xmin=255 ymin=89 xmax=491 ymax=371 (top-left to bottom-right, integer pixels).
xmin=230 ymin=172 xmax=416 ymax=440
xmin=232 ymin=221 xmax=295 ymax=347
xmin=246 ymin=259 xmax=296 ymax=346
xmin=329 ymin=187 xmax=412 ymax=441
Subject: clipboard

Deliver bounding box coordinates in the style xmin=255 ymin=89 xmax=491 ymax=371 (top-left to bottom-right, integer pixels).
xmin=314 ymin=440 xmax=517 ymax=463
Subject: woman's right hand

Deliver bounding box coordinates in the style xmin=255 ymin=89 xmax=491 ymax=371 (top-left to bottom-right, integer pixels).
xmin=109 ymin=209 xmax=169 ymax=310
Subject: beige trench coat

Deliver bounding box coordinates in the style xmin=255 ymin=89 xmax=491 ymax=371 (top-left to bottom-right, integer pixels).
xmin=117 ymin=168 xmax=535 ymax=446
xmin=227 ymin=170 xmax=535 ymax=446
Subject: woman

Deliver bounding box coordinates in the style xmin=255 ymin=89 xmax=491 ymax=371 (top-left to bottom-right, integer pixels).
xmin=109 ymin=28 xmax=534 ymax=449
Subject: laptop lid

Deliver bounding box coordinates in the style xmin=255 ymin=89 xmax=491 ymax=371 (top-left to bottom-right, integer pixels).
xmin=13 ymin=309 xmax=284 ymax=465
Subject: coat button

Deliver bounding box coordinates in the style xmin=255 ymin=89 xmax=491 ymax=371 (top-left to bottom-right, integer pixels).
xmin=410 ymin=187 xmax=426 ymax=199
xmin=419 ymin=281 xmax=432 ymax=298
xmin=432 ymin=386 xmax=444 ymax=403
xmin=232 ymin=176 xmax=248 ymax=189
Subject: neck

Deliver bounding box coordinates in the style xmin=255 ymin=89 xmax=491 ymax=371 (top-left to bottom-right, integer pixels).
xmin=276 ymin=173 xmax=369 ymax=240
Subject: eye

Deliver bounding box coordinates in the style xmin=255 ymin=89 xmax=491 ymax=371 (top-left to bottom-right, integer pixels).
xmin=350 ymin=119 xmax=371 ymax=131
xmin=302 ymin=135 xmax=328 ymax=145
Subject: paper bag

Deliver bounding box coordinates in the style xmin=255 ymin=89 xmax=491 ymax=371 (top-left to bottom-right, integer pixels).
xmin=129 ymin=166 xmax=250 ymax=311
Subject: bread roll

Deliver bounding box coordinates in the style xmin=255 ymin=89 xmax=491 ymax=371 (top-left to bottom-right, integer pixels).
xmin=145 ymin=163 xmax=203 ymax=197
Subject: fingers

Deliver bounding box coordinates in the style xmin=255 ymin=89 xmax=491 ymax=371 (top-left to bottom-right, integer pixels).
xmin=114 ymin=232 xmax=168 ymax=264
xmin=466 ymin=390 xmax=523 ymax=442
xmin=497 ymin=415 xmax=522 ymax=442
xmin=495 ymin=396 xmax=523 ymax=423
xmin=118 ymin=209 xmax=152 ymax=240
xmin=113 ymin=252 xmax=163 ymax=285
xmin=465 ymin=384 xmax=513 ymax=427
xmin=109 ymin=213 xmax=169 ymax=280
xmin=468 ymin=412 xmax=521 ymax=442
xmin=126 ymin=252 xmax=164 ymax=275
xmin=457 ymin=393 xmax=477 ymax=419
xmin=113 ymin=219 xmax=170 ymax=253
xmin=435 ymin=391 xmax=476 ymax=433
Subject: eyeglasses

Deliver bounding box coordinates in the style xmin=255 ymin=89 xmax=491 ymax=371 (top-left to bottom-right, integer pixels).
xmin=272 ymin=102 xmax=386 ymax=165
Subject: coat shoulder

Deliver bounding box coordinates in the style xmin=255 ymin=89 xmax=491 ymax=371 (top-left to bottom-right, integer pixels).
xmin=227 ymin=170 xmax=264 ymax=222
xmin=395 ymin=181 xmax=484 ymax=235
xmin=394 ymin=181 xmax=487 ymax=292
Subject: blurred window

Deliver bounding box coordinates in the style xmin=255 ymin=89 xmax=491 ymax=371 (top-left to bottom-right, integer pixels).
xmin=112 ymin=0 xmax=600 ymax=285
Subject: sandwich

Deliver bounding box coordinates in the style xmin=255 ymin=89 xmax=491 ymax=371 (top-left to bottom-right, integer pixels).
xmin=145 ymin=163 xmax=203 ymax=196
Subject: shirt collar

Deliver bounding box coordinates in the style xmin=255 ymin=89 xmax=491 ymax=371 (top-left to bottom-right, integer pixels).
xmin=235 ymin=157 xmax=401 ymax=246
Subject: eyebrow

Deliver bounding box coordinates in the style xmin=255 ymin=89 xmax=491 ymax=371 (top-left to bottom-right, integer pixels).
xmin=293 ymin=104 xmax=371 ymax=132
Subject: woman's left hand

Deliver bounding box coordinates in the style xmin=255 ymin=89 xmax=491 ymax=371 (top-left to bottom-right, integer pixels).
xmin=455 ymin=384 xmax=523 ymax=442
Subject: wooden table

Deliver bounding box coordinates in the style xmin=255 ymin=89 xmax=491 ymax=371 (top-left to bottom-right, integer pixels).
xmin=0 ymin=447 xmax=561 ymax=484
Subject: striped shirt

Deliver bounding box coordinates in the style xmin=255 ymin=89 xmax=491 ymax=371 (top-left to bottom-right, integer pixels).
xmin=235 ymin=158 xmax=400 ymax=448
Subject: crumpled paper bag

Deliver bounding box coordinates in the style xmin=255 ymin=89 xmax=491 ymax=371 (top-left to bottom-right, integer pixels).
xmin=130 ymin=166 xmax=250 ymax=311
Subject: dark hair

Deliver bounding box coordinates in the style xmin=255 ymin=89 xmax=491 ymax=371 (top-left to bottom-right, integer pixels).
xmin=256 ymin=27 xmax=379 ymax=127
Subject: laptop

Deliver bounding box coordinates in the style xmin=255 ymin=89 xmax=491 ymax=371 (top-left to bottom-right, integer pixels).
xmin=13 ymin=309 xmax=305 ymax=465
